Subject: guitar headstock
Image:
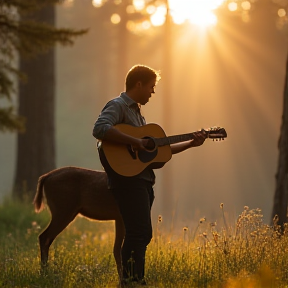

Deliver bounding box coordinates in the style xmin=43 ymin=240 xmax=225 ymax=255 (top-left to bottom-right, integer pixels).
xmin=205 ymin=127 xmax=227 ymax=141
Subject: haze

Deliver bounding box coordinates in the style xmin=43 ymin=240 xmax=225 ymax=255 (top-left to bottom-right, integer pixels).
xmin=0 ymin=0 xmax=287 ymax=233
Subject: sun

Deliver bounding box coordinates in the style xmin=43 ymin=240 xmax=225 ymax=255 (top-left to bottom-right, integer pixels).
xmin=168 ymin=0 xmax=225 ymax=27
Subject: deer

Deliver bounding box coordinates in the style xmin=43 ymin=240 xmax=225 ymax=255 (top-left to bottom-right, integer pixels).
xmin=33 ymin=166 xmax=124 ymax=279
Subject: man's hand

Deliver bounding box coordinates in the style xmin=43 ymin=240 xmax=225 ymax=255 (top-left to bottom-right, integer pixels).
xmin=171 ymin=130 xmax=206 ymax=155
xmin=131 ymin=138 xmax=151 ymax=151
xmin=189 ymin=130 xmax=206 ymax=147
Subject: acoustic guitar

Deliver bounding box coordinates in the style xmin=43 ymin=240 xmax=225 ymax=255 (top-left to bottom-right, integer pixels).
xmin=100 ymin=123 xmax=227 ymax=177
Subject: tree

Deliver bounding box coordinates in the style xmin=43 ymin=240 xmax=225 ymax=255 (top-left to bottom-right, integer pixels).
xmin=272 ymin=55 xmax=288 ymax=228
xmin=0 ymin=0 xmax=87 ymax=199
xmin=268 ymin=0 xmax=288 ymax=228
xmin=0 ymin=2 xmax=25 ymax=132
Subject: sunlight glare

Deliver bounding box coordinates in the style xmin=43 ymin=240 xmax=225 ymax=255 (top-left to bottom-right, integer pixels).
xmin=111 ymin=13 xmax=121 ymax=24
xmin=278 ymin=8 xmax=286 ymax=17
xmin=150 ymin=5 xmax=167 ymax=27
xmin=241 ymin=1 xmax=251 ymax=10
xmin=188 ymin=10 xmax=217 ymax=26
xmin=92 ymin=0 xmax=104 ymax=8
xmin=228 ymin=2 xmax=238 ymax=11
xmin=146 ymin=5 xmax=156 ymax=15
xmin=170 ymin=10 xmax=186 ymax=25
xmin=126 ymin=20 xmax=136 ymax=32
xmin=168 ymin=0 xmax=225 ymax=27
xmin=126 ymin=5 xmax=135 ymax=14
xmin=142 ymin=20 xmax=151 ymax=30
xmin=133 ymin=0 xmax=145 ymax=11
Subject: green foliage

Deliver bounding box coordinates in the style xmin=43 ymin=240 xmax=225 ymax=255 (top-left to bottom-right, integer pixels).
xmin=0 ymin=0 xmax=87 ymax=132
xmin=1 ymin=200 xmax=288 ymax=287
xmin=0 ymin=106 xmax=25 ymax=132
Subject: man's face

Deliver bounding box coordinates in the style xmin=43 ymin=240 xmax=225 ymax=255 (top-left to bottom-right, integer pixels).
xmin=137 ymin=78 xmax=156 ymax=105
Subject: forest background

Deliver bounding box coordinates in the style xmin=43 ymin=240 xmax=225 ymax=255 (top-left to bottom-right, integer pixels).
xmin=0 ymin=0 xmax=287 ymax=232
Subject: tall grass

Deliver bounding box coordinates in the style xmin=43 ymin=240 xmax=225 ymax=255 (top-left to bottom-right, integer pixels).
xmin=0 ymin=199 xmax=287 ymax=287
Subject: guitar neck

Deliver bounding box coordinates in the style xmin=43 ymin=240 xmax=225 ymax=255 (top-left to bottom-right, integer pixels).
xmin=155 ymin=132 xmax=205 ymax=147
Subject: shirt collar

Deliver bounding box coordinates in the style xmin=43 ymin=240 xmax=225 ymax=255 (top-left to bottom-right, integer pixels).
xmin=120 ymin=92 xmax=138 ymax=108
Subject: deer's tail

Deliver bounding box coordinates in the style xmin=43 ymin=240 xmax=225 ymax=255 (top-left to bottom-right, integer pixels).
xmin=33 ymin=173 xmax=49 ymax=213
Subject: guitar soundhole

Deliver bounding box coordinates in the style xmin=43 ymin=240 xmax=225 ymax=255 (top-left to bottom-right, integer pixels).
xmin=138 ymin=137 xmax=158 ymax=163
xmin=144 ymin=137 xmax=156 ymax=151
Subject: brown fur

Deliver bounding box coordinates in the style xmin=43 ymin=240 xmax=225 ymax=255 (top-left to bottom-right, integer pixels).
xmin=33 ymin=166 xmax=124 ymax=278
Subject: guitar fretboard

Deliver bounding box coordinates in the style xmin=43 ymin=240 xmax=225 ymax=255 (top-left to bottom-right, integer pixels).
xmin=155 ymin=132 xmax=203 ymax=147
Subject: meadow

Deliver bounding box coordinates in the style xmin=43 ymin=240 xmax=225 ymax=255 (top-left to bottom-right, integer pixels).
xmin=0 ymin=199 xmax=288 ymax=288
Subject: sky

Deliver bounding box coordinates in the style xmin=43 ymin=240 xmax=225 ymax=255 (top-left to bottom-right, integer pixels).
xmin=0 ymin=0 xmax=287 ymax=233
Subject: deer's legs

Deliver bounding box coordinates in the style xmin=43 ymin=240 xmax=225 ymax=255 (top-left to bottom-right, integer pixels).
xmin=114 ymin=218 xmax=125 ymax=281
xmin=39 ymin=211 xmax=77 ymax=265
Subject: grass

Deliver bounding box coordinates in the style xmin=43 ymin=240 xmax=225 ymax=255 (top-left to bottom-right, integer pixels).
xmin=0 ymin=199 xmax=288 ymax=288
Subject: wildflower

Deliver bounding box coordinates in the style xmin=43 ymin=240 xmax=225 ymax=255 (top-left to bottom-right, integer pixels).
xmin=158 ymin=215 xmax=163 ymax=223
xmin=203 ymin=232 xmax=207 ymax=238
xmin=220 ymin=203 xmax=224 ymax=209
xmin=244 ymin=206 xmax=249 ymax=210
xmin=183 ymin=226 xmax=188 ymax=232
xmin=76 ymin=265 xmax=90 ymax=272
xmin=200 ymin=217 xmax=206 ymax=223
xmin=210 ymin=222 xmax=216 ymax=227
xmin=212 ymin=232 xmax=219 ymax=241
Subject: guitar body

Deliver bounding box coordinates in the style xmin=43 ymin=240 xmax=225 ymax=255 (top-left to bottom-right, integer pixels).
xmin=101 ymin=123 xmax=172 ymax=177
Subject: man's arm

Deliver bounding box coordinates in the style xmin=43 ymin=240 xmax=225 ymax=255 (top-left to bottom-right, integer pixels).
xmin=102 ymin=126 xmax=148 ymax=151
xmin=170 ymin=131 xmax=206 ymax=155
xmin=93 ymin=99 xmax=150 ymax=151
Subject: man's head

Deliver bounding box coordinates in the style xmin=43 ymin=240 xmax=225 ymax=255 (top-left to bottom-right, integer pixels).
xmin=125 ymin=65 xmax=161 ymax=92
xmin=125 ymin=65 xmax=161 ymax=105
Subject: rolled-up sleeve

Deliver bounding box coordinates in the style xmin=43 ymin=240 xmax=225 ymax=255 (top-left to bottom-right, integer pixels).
xmin=93 ymin=100 xmax=123 ymax=140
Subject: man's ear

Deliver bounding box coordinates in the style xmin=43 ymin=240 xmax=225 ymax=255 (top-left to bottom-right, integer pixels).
xmin=136 ymin=81 xmax=142 ymax=88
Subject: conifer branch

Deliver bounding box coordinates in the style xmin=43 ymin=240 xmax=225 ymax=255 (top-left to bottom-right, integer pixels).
xmin=0 ymin=106 xmax=25 ymax=132
xmin=0 ymin=0 xmax=88 ymax=132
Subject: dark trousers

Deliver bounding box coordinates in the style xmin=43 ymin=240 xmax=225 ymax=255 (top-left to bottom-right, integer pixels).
xmin=111 ymin=179 xmax=154 ymax=281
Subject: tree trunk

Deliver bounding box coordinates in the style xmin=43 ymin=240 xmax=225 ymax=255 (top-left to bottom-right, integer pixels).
xmin=161 ymin=4 xmax=174 ymax=227
xmin=271 ymin=54 xmax=288 ymax=228
xmin=117 ymin=0 xmax=128 ymax=90
xmin=13 ymin=4 xmax=56 ymax=200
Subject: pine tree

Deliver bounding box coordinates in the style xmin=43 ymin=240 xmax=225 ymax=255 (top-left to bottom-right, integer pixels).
xmin=1 ymin=0 xmax=87 ymax=199
xmin=0 ymin=0 xmax=87 ymax=132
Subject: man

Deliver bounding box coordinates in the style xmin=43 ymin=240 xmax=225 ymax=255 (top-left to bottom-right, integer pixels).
xmin=93 ymin=64 xmax=206 ymax=286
